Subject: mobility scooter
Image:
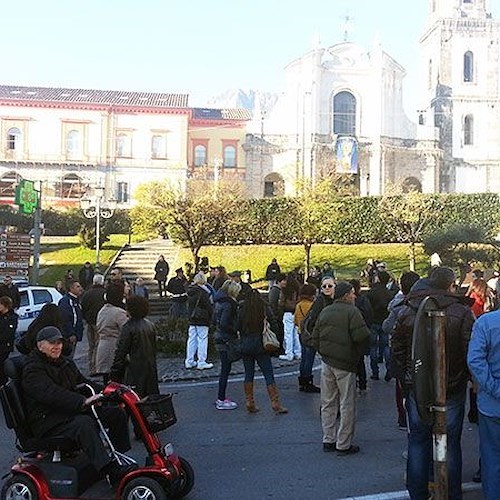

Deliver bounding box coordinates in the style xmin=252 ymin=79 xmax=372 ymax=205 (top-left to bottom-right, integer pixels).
xmin=0 ymin=357 xmax=195 ymax=499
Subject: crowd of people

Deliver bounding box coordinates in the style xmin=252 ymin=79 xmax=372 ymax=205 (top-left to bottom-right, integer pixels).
xmin=2 ymin=254 xmax=500 ymax=498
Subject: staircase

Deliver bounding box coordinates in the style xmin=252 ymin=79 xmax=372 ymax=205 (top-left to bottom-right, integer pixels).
xmin=111 ymin=238 xmax=180 ymax=318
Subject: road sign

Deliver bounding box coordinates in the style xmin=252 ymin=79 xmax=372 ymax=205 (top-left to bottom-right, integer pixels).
xmin=0 ymin=232 xmax=31 ymax=273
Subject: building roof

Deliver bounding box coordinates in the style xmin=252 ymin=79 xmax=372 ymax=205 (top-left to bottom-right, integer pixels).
xmin=192 ymin=107 xmax=252 ymax=121
xmin=0 ymin=85 xmax=189 ymax=108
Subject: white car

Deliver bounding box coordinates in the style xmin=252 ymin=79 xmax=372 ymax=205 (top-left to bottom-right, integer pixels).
xmin=17 ymin=286 xmax=63 ymax=334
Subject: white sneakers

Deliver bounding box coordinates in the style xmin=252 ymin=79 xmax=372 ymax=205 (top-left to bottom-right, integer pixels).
xmin=279 ymin=354 xmax=294 ymax=362
xmin=215 ymin=399 xmax=238 ymax=410
xmin=184 ymin=361 xmax=214 ymax=370
xmin=196 ymin=362 xmax=214 ymax=370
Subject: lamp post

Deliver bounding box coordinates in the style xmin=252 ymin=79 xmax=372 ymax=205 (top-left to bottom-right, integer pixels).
xmin=80 ymin=185 xmax=117 ymax=268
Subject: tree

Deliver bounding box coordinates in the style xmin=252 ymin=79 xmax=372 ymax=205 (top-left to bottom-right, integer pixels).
xmin=131 ymin=179 xmax=243 ymax=271
xmin=423 ymin=223 xmax=500 ymax=283
xmin=378 ymin=187 xmax=444 ymax=271
xmin=294 ymin=178 xmax=341 ymax=279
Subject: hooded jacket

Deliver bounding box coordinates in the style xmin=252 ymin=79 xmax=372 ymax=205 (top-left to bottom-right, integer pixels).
xmin=392 ymin=287 xmax=475 ymax=395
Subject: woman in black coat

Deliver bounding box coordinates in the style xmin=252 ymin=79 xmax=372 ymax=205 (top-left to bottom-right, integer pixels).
xmin=154 ymin=255 xmax=169 ymax=297
xmin=0 ymin=296 xmax=18 ymax=386
xmin=110 ymin=296 xmax=159 ymax=398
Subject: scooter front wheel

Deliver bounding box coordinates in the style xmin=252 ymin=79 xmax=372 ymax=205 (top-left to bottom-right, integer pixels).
xmin=121 ymin=477 xmax=167 ymax=500
xmin=171 ymin=457 xmax=195 ymax=499
xmin=2 ymin=475 xmax=39 ymax=500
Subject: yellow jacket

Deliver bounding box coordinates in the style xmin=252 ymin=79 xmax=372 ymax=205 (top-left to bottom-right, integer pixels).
xmin=294 ymin=298 xmax=314 ymax=332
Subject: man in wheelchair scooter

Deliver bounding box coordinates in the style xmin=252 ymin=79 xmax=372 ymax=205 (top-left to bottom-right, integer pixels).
xmin=21 ymin=326 xmax=136 ymax=485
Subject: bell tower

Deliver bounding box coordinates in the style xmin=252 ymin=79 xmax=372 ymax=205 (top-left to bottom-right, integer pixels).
xmin=420 ymin=0 xmax=500 ymax=193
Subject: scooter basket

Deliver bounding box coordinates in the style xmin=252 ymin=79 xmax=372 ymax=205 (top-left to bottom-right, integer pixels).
xmin=136 ymin=393 xmax=177 ymax=432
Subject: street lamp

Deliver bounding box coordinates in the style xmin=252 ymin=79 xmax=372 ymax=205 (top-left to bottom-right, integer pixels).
xmin=80 ymin=185 xmax=117 ymax=268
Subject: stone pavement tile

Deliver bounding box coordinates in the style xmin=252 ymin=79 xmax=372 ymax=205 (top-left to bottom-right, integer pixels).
xmin=73 ymin=335 xmax=302 ymax=382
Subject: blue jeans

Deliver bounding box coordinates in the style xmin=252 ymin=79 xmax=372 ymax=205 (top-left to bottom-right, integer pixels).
xmin=479 ymin=412 xmax=500 ymax=499
xmin=242 ymin=353 xmax=275 ymax=385
xmin=299 ymin=340 xmax=316 ymax=378
xmin=369 ymin=324 xmax=390 ymax=377
xmin=217 ymin=350 xmax=233 ymax=401
xmin=406 ymin=391 xmax=465 ymax=500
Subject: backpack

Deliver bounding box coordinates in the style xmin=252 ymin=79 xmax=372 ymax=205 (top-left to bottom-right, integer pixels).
xmin=300 ymin=309 xmax=314 ymax=344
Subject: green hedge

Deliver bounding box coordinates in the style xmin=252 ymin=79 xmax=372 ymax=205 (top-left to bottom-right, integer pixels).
xmin=209 ymin=193 xmax=500 ymax=246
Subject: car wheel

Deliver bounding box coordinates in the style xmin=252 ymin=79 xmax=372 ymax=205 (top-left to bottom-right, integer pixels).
xmin=2 ymin=475 xmax=39 ymax=500
xmin=122 ymin=476 xmax=167 ymax=500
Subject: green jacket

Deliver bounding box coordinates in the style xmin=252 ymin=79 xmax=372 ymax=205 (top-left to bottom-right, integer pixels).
xmin=311 ymin=299 xmax=370 ymax=373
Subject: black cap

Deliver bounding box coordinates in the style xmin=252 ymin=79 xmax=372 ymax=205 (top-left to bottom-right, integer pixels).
xmin=36 ymin=326 xmax=64 ymax=343
xmin=228 ymin=270 xmax=242 ymax=277
xmin=334 ymin=281 xmax=354 ymax=300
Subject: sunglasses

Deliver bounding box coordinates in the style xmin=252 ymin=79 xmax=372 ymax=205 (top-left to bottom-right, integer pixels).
xmin=322 ymin=284 xmax=334 ymax=289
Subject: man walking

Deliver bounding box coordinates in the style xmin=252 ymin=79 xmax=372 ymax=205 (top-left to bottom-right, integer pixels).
xmin=80 ymin=274 xmax=106 ymax=375
xmin=392 ymin=267 xmax=474 ymax=499
xmin=311 ymin=281 xmax=370 ymax=455
xmin=468 ymin=308 xmax=500 ymax=499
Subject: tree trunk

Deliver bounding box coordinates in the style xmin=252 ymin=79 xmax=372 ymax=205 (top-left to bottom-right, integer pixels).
xmin=191 ymin=247 xmax=201 ymax=275
xmin=409 ymin=242 xmax=416 ymax=272
xmin=304 ymin=242 xmax=312 ymax=283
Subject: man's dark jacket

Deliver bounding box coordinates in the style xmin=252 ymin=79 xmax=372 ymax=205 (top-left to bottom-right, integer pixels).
xmin=0 ymin=310 xmax=18 ymax=353
xmin=392 ymin=288 xmax=475 ymax=396
xmin=311 ymin=300 xmax=370 ymax=373
xmin=80 ymin=285 xmax=106 ymax=325
xmin=22 ymin=349 xmax=91 ymax=437
xmin=58 ymin=293 xmax=84 ymax=341
xmin=0 ymin=284 xmax=21 ymax=309
xmin=366 ymin=284 xmax=394 ymax=325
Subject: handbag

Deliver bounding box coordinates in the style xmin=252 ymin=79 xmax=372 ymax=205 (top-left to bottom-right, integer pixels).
xmin=262 ymin=317 xmax=280 ymax=352
xmin=226 ymin=337 xmax=242 ymax=363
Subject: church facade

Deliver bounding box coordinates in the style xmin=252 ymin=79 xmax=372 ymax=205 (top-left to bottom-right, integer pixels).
xmin=245 ymin=0 xmax=500 ymax=198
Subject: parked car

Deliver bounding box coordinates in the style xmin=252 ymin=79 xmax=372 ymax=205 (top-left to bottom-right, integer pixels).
xmin=16 ymin=286 xmax=63 ymax=335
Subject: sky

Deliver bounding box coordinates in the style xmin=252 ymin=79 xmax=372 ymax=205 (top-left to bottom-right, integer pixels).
xmin=2 ymin=0 xmax=499 ymax=116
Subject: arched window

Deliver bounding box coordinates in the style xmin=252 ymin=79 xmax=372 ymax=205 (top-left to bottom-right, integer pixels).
xmin=66 ymin=130 xmax=81 ymax=159
xmin=223 ymin=145 xmax=236 ymax=167
xmin=428 ymin=59 xmax=433 ymax=89
xmin=0 ymin=171 xmax=22 ymax=197
xmin=333 ymin=91 xmax=356 ymax=135
xmin=6 ymin=127 xmax=21 ymax=150
xmin=194 ymin=145 xmax=207 ymax=166
xmin=402 ymin=177 xmax=422 ymax=193
xmin=464 ymin=115 xmax=474 ymax=145
xmin=263 ymin=172 xmax=285 ymax=198
xmin=464 ymin=51 xmax=474 ymax=82
xmin=59 ymin=173 xmax=85 ymax=199
xmin=116 ymin=133 xmax=132 ymax=158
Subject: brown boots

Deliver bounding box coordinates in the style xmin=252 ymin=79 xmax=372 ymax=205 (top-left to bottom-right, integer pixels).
xmin=244 ymin=382 xmax=288 ymax=414
xmin=244 ymin=382 xmax=260 ymax=413
xmin=267 ymin=384 xmax=288 ymax=414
